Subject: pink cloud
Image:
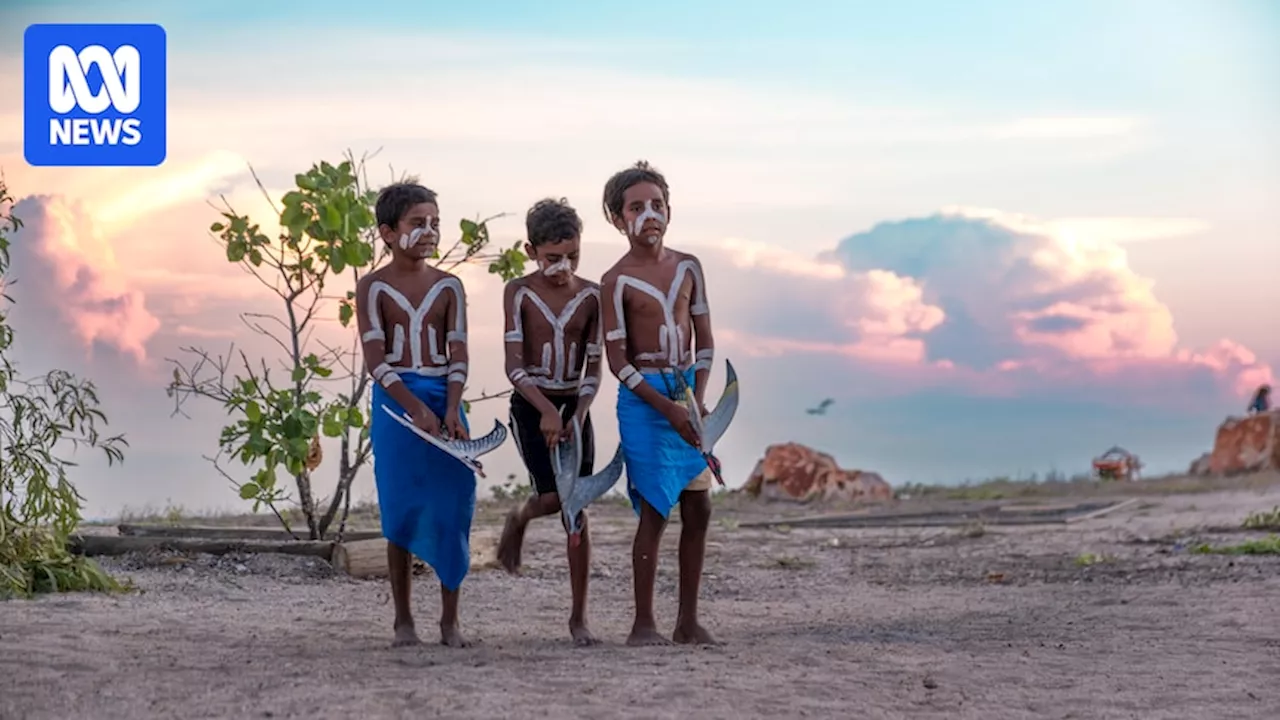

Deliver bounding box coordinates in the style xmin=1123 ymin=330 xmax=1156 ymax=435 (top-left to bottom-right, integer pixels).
xmin=701 ymin=209 xmax=1271 ymax=405
xmin=9 ymin=195 xmax=161 ymax=363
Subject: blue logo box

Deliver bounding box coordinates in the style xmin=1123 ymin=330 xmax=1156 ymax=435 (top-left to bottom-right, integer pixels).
xmin=23 ymin=23 xmax=167 ymax=167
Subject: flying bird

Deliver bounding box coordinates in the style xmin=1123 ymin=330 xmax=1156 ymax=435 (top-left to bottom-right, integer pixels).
xmin=806 ymin=398 xmax=835 ymax=416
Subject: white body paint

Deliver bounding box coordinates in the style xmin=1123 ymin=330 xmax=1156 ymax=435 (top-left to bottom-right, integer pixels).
xmin=541 ymin=257 xmax=572 ymax=277
xmin=504 ymin=284 xmax=599 ymax=392
xmin=398 ymin=223 xmax=438 ymax=251
xmin=606 ymin=259 xmax=709 ymax=370
xmin=363 ymin=277 xmax=466 ymax=383
xmin=630 ymin=200 xmax=666 ymax=245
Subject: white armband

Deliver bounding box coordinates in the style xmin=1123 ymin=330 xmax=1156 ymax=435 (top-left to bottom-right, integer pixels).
xmin=447 ymin=362 xmax=467 ymax=384
xmin=618 ymin=364 xmax=643 ymax=390
xmin=585 ymin=343 xmax=602 ymax=358
xmin=447 ymin=331 xmax=466 ymax=343
xmin=362 ymin=329 xmax=385 ymax=342
xmin=578 ymin=376 xmax=599 ymax=397
xmin=504 ymin=331 xmax=523 ymax=342
xmin=371 ymin=363 xmax=401 ymax=387
xmin=508 ymin=368 xmax=534 ymax=387
xmin=692 ymin=348 xmax=713 ymax=372
xmin=605 ymin=329 xmax=626 ymax=342
xmin=691 ymin=300 xmax=709 ymax=316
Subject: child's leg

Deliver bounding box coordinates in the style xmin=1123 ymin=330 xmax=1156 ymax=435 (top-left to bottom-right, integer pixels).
xmin=498 ymin=398 xmax=565 ymax=572
xmin=387 ymin=541 xmax=420 ymax=647
xmin=673 ymin=487 xmax=717 ymax=645
xmin=439 ymin=583 xmax=470 ymax=648
xmin=627 ymin=498 xmax=671 ymax=646
xmin=566 ymin=510 xmax=597 ymax=645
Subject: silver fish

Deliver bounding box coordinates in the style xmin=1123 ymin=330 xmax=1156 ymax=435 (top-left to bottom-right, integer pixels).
xmin=552 ymin=415 xmax=625 ymax=544
xmin=380 ymin=405 xmax=507 ymax=477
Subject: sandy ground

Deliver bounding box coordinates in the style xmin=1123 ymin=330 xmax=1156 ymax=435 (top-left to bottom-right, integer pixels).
xmin=3 ymin=484 xmax=1280 ymax=720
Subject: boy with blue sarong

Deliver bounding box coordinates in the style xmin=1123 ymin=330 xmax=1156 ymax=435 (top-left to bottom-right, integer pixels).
xmin=356 ymin=182 xmax=475 ymax=648
xmin=599 ymin=161 xmax=720 ymax=646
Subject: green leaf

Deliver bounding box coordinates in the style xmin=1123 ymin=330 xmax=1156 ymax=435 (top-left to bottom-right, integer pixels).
xmin=347 ymin=407 xmax=364 ymax=427
xmin=239 ymin=482 xmax=260 ymax=500
xmin=322 ymin=417 xmax=343 ymax=437
xmin=338 ymin=302 xmax=354 ymax=327
xmin=210 ymin=222 xmax=226 ymax=232
xmin=330 ymin=252 xmax=346 ymax=274
xmin=225 ymin=240 xmax=247 ymax=263
xmin=319 ymin=204 xmax=339 ymax=231
xmin=244 ymin=401 xmax=262 ymax=423
xmin=291 ymin=366 xmax=306 ymax=383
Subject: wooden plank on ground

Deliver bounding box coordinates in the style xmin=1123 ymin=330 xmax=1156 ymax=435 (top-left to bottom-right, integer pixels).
xmin=1063 ymin=497 xmax=1138 ymax=524
xmin=69 ymin=535 xmax=338 ymax=560
xmin=115 ymin=524 xmax=381 ymax=542
xmin=738 ymin=498 xmax=1133 ymax=530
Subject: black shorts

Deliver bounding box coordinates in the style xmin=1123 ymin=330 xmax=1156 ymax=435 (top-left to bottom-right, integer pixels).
xmin=509 ymin=392 xmax=595 ymax=496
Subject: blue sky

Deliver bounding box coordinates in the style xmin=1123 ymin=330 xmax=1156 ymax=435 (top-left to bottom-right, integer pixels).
xmin=1 ymin=0 xmax=1277 ymax=516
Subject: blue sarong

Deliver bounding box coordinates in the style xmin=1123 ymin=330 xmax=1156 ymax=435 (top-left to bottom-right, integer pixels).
xmin=369 ymin=373 xmax=474 ymax=591
xmin=617 ymin=367 xmax=707 ymax=519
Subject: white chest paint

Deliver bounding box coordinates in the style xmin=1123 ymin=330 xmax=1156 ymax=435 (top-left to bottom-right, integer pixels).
xmin=606 ymin=259 xmax=709 ymax=369
xmin=362 ymin=277 xmax=465 ymax=378
xmin=504 ymin=284 xmax=599 ymax=391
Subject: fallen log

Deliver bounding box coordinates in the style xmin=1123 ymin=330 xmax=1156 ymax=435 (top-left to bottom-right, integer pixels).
xmin=115 ymin=524 xmax=382 ymax=542
xmin=69 ymin=535 xmax=337 ymax=561
xmin=332 ymin=535 xmax=500 ymax=579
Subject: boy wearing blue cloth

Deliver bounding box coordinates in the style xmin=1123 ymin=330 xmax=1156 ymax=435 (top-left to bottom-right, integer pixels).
xmin=356 ymin=182 xmax=475 ymax=649
xmin=599 ymin=161 xmax=719 ymax=647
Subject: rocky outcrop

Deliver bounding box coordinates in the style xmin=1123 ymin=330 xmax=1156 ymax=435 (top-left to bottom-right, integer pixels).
xmin=1188 ymin=452 xmax=1213 ymax=476
xmin=743 ymin=442 xmax=892 ymax=504
xmin=1208 ymin=411 xmax=1280 ymax=475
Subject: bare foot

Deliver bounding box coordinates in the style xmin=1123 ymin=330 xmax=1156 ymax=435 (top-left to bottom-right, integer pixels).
xmin=496 ymin=510 xmax=525 ymax=574
xmin=626 ymin=622 xmax=673 ymax=647
xmin=439 ymin=623 xmax=471 ymax=648
xmin=569 ymin=619 xmax=599 ymax=647
xmin=672 ymin=622 xmax=719 ymax=645
xmin=391 ymin=623 xmax=421 ymax=648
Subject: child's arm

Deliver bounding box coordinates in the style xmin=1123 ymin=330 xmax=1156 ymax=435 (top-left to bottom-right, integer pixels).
xmin=574 ymin=290 xmax=604 ymax=421
xmin=443 ymin=276 xmax=469 ymax=439
xmin=687 ymin=255 xmax=714 ymax=412
xmin=502 ymin=281 xmax=559 ymax=417
xmin=355 ymin=274 xmax=438 ymax=432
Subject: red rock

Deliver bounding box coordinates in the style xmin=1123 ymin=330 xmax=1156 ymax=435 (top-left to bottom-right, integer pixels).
xmin=1208 ymin=411 xmax=1280 ymax=475
xmin=743 ymin=442 xmax=892 ymax=503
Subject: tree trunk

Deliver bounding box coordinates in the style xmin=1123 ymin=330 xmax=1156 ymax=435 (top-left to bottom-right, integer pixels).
xmin=317 ymin=430 xmax=353 ymax=539
xmin=295 ymin=470 xmax=319 ymax=540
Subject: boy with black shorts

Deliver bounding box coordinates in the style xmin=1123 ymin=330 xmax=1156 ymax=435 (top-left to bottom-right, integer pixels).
xmin=496 ymin=197 xmax=603 ymax=646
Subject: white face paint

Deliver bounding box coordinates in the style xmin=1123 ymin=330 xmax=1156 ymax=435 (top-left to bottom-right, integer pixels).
xmin=397 ymin=221 xmax=438 ymax=252
xmin=541 ymin=257 xmax=572 ymax=277
xmin=629 ymin=200 xmax=666 ymax=244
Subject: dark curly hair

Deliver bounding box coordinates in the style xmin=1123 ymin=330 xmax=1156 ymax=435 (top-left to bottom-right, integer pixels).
xmin=601 ymin=160 xmax=669 ymax=226
xmin=525 ymin=197 xmax=583 ymax=247
xmin=375 ymin=182 xmax=437 ymax=230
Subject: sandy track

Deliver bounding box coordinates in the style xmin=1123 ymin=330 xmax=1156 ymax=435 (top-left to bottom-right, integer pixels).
xmin=3 ymin=488 xmax=1279 ymax=720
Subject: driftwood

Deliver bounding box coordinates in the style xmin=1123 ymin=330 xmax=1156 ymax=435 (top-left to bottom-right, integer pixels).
xmin=739 ymin=499 xmax=1134 ymax=530
xmin=331 ymin=535 xmax=501 ymax=579
xmin=69 ymin=535 xmax=337 ymax=561
xmin=116 ymin=523 xmax=381 ymax=542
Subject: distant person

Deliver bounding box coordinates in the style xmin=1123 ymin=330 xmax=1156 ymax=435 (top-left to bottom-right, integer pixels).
xmin=1248 ymin=384 xmax=1271 ymax=415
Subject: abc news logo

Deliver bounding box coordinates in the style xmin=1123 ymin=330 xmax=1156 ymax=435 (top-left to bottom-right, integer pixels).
xmin=48 ymin=44 xmax=144 ymax=147
xmin=24 ymin=24 xmax=167 ymax=167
